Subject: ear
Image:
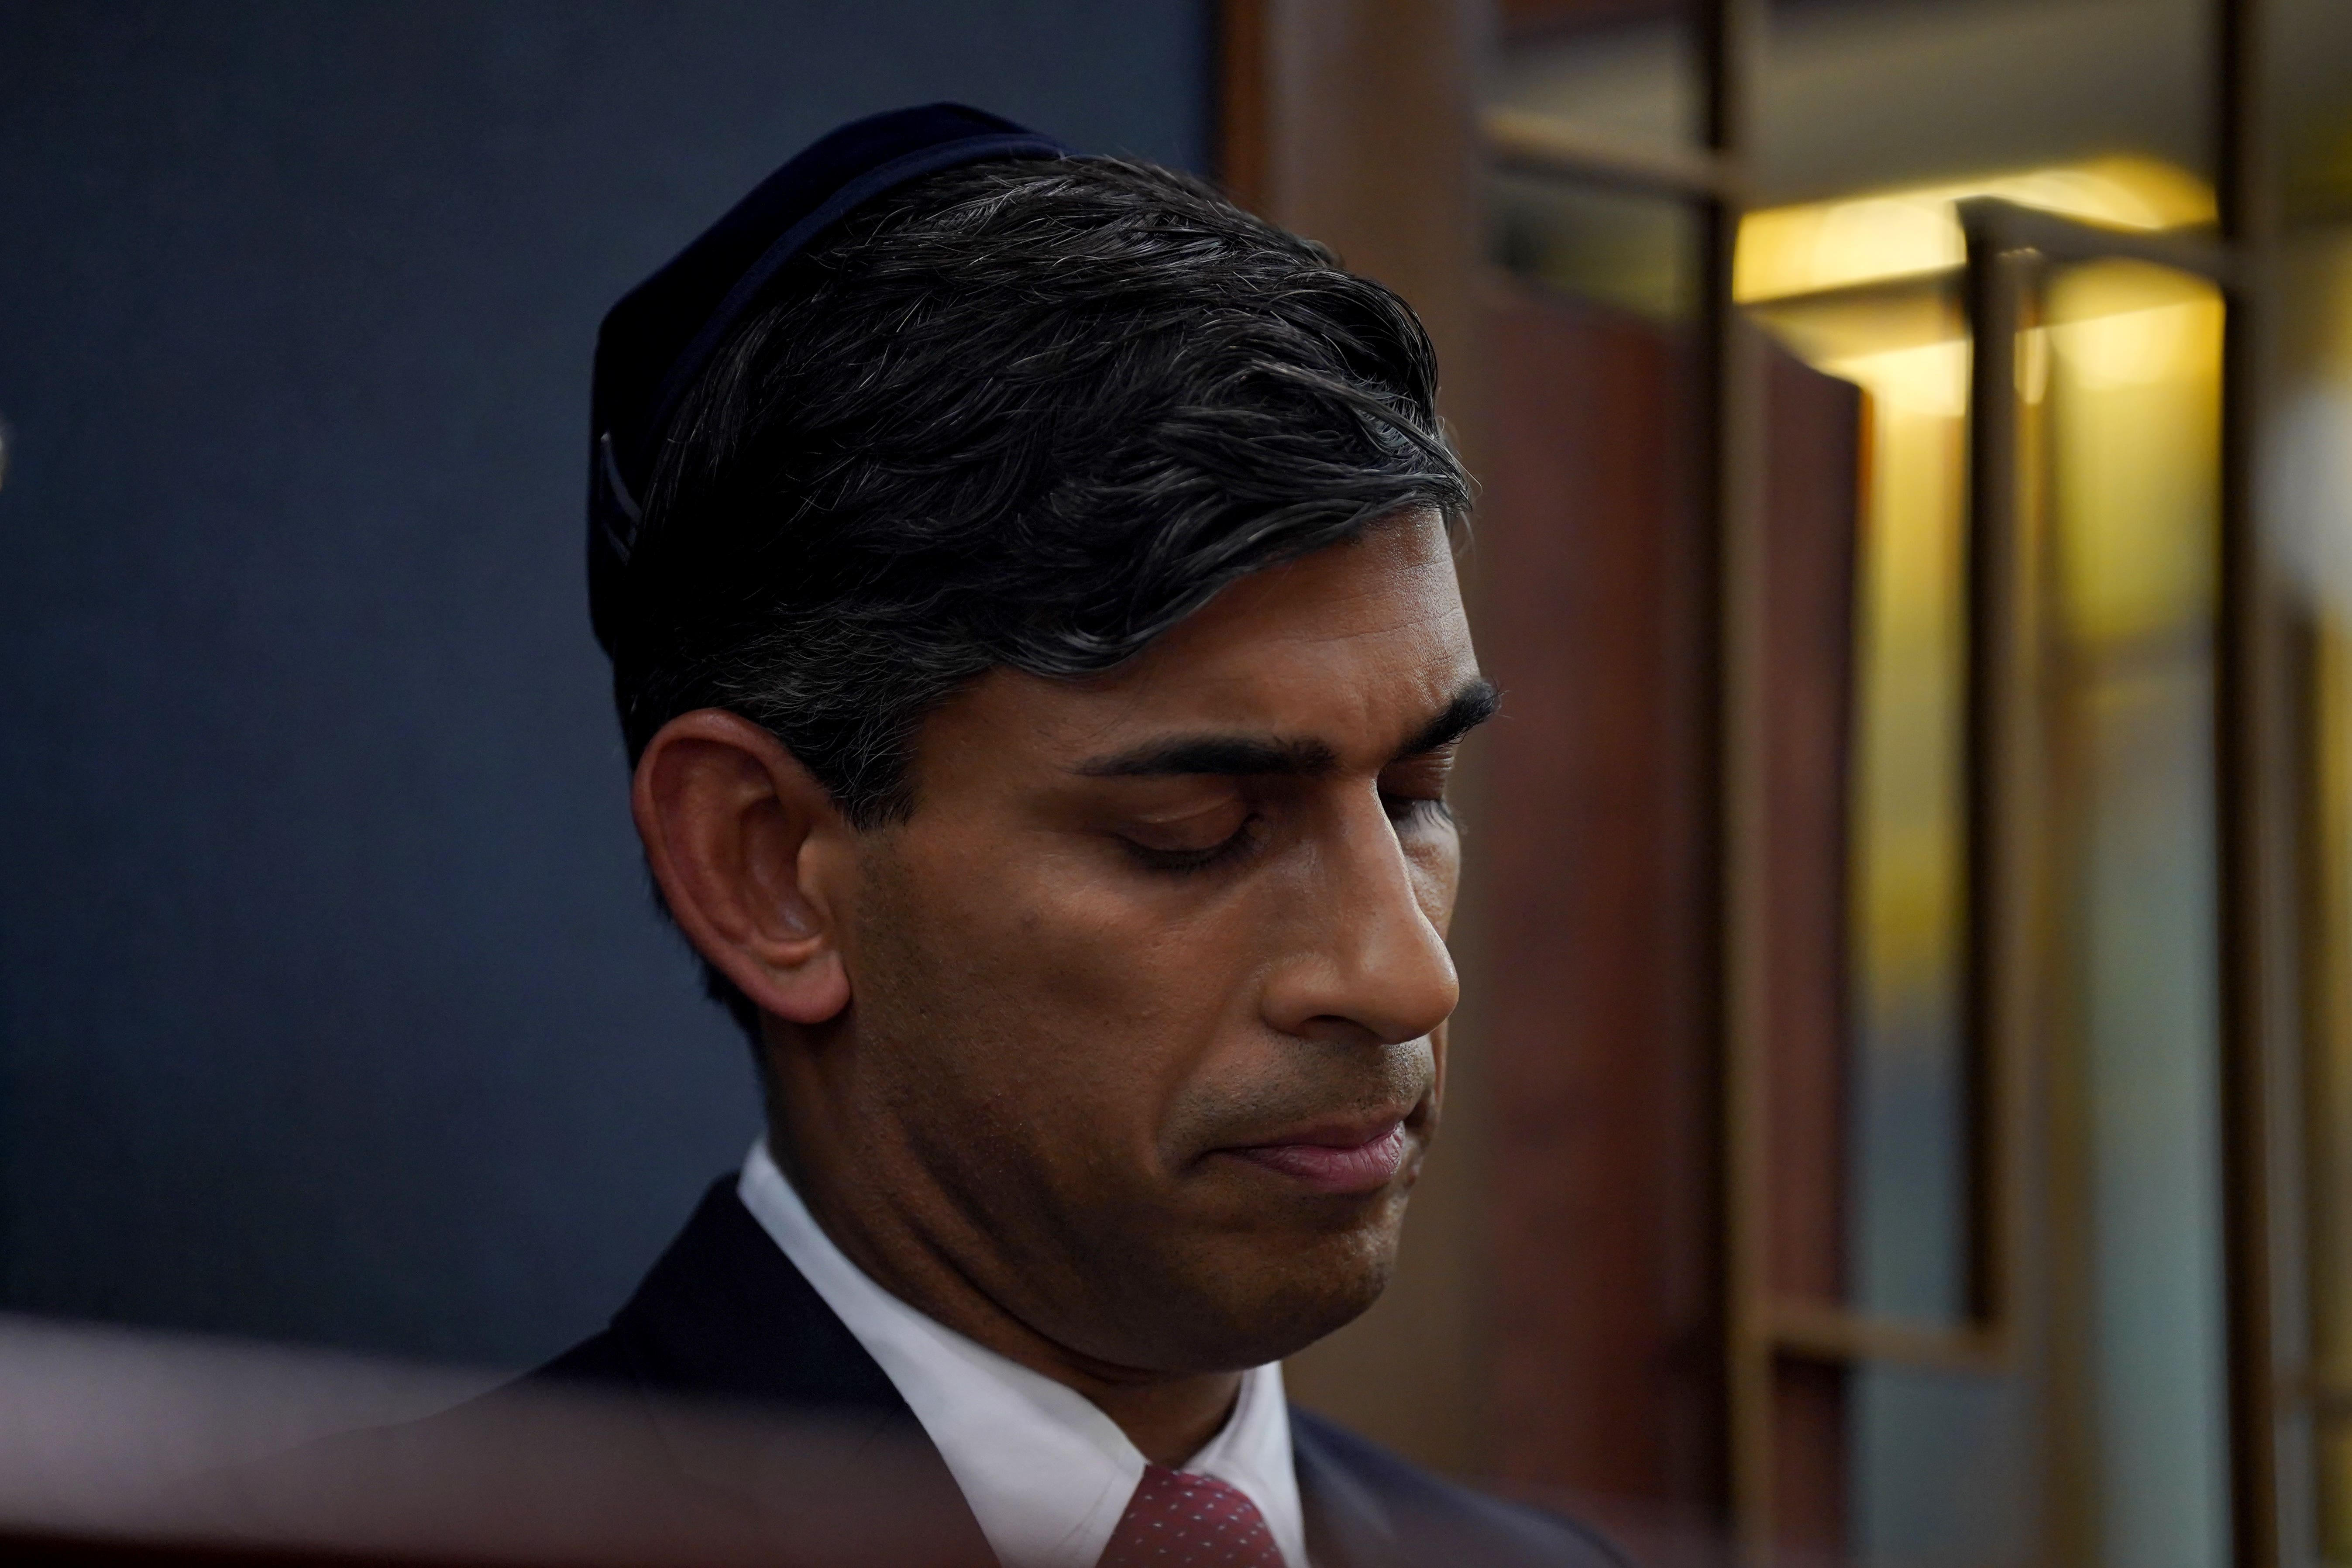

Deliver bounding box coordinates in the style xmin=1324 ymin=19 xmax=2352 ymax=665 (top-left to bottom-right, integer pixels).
xmin=630 ymin=709 xmax=854 ymax=1026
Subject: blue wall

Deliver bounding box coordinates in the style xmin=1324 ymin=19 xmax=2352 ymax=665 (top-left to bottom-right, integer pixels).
xmin=0 ymin=0 xmax=1208 ymax=1368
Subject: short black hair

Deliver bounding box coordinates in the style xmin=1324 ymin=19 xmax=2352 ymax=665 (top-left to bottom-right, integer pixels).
xmin=605 ymin=155 xmax=1470 ymax=1042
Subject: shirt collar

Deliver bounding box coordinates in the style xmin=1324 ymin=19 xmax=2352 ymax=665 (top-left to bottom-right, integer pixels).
xmin=736 ymin=1140 xmax=1307 ymax=1568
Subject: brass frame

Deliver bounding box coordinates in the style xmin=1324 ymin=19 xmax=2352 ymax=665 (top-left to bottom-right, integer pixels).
xmin=1477 ymin=3 xmax=2294 ymax=1563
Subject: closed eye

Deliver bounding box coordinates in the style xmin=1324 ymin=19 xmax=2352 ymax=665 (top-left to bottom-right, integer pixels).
xmin=1378 ymin=743 xmax=1461 ymax=831
xmin=1122 ymin=817 xmax=1262 ymax=874
xmin=1382 ymin=793 xmax=1455 ymax=829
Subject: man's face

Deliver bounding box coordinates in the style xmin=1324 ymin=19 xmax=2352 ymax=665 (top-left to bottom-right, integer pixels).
xmin=813 ymin=509 xmax=1486 ymax=1375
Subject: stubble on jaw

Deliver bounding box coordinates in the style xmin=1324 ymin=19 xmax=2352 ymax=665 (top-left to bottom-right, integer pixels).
xmin=778 ymin=835 xmax=1433 ymax=1378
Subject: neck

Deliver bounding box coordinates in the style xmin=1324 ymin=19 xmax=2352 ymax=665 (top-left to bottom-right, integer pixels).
xmin=765 ymin=1088 xmax=1241 ymax=1468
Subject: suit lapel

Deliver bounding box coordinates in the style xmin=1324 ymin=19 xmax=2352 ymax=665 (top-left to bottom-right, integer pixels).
xmin=605 ymin=1177 xmax=914 ymax=1415
xmin=1290 ymin=1410 xmax=1402 ymax=1568
xmin=581 ymin=1180 xmax=1423 ymax=1568
xmin=591 ymin=1179 xmax=999 ymax=1564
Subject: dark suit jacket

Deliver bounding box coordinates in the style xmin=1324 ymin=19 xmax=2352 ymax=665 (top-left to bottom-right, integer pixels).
xmin=529 ymin=1179 xmax=1628 ymax=1568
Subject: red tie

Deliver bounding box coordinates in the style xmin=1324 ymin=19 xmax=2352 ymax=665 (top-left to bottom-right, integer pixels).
xmin=1096 ymin=1464 xmax=1287 ymax=1568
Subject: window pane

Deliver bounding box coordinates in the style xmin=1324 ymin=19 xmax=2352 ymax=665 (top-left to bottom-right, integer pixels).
xmin=2039 ymin=257 xmax=2229 ymax=1568
xmin=1492 ymin=0 xmax=1703 ymax=157
xmin=2272 ymin=0 xmax=2352 ymax=226
xmin=2277 ymin=227 xmax=2352 ymax=1558
xmin=1759 ymin=0 xmax=2214 ymax=203
xmin=1491 ymin=170 xmax=1702 ymax=322
xmin=1749 ymin=250 xmax=2232 ymax=1567
xmin=1850 ymin=1365 xmax=2034 ymax=1566
xmin=1752 ymin=275 xmax=1973 ymax=1329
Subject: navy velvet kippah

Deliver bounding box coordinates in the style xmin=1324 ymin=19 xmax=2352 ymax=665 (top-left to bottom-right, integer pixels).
xmin=587 ymin=103 xmax=1073 ymax=654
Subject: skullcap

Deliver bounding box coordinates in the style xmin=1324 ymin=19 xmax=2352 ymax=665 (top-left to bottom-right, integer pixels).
xmin=587 ymin=103 xmax=1071 ymax=653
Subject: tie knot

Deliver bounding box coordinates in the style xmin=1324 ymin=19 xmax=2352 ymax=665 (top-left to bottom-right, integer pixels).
xmin=1097 ymin=1464 xmax=1286 ymax=1568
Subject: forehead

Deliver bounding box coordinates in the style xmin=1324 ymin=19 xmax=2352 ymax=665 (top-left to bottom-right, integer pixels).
xmin=940 ymin=510 xmax=1475 ymax=770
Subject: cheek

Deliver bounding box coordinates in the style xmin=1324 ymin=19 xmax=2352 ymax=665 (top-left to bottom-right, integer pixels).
xmin=891 ymin=838 xmax=1257 ymax=1148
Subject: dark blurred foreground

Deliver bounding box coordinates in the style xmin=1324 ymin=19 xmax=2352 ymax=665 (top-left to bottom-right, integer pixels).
xmin=0 ymin=1315 xmax=994 ymax=1568
xmin=0 ymin=1314 xmax=1774 ymax=1568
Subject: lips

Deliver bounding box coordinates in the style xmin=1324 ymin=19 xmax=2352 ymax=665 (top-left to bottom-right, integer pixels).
xmin=1228 ymin=1120 xmax=1410 ymax=1195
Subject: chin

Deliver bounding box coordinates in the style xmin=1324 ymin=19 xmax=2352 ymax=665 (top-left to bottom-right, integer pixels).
xmin=1145 ymin=1206 xmax=1408 ymax=1372
xmin=1263 ymin=1245 xmax=1398 ymax=1353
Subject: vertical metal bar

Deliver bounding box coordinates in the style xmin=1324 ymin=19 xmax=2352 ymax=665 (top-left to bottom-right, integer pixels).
xmin=2215 ymin=0 xmax=2287 ymax=1563
xmin=2289 ymin=611 xmax=2331 ymax=1563
xmin=1959 ymin=206 xmax=2025 ymax=1349
xmin=1960 ymin=203 xmax=2069 ymax=1563
xmin=1700 ymin=0 xmax=1771 ymax=1558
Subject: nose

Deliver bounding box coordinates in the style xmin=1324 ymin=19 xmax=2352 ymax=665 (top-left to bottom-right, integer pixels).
xmin=1259 ymin=791 xmax=1459 ymax=1048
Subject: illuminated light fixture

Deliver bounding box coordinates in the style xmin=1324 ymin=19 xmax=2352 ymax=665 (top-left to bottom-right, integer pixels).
xmin=1734 ymin=155 xmax=2216 ymax=303
xmin=1818 ymin=339 xmax=1973 ymax=418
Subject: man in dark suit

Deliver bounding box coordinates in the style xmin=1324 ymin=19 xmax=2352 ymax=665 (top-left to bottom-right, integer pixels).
xmin=555 ymin=104 xmax=1626 ymax=1568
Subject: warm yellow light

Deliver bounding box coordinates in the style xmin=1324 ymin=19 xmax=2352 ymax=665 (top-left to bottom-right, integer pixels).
xmin=1735 ymin=155 xmax=2216 ymax=303
xmin=2047 ymin=265 xmax=2225 ymax=646
xmin=1821 ymin=339 xmax=1971 ymax=418
xmin=2055 ymin=294 xmax=2224 ymax=389
xmin=1850 ymin=382 xmax=1967 ymax=1003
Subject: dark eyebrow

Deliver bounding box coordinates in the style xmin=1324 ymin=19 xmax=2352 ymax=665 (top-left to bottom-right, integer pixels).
xmin=1073 ymin=677 xmax=1499 ymax=780
xmin=1077 ymin=735 xmax=1341 ymax=779
xmin=1393 ymin=677 xmax=1500 ymax=762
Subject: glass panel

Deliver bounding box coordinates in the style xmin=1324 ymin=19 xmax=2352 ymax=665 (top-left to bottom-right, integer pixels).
xmin=1750 ymin=252 xmax=2231 ymax=1568
xmin=2277 ymin=227 xmax=2352 ymax=1560
xmin=1490 ymin=170 xmax=1702 ymax=323
xmin=2324 ymin=1407 xmax=2352 ymax=1568
xmin=2270 ymin=3 xmax=2352 ymax=1556
xmin=2271 ymin=0 xmax=2352 ymax=226
xmin=1490 ymin=0 xmax=1702 ymax=158
xmin=1758 ymin=0 xmax=2214 ymax=206
xmin=2313 ymin=605 xmax=2352 ymax=1563
xmin=2039 ymin=257 xmax=2229 ymax=1568
xmin=1752 ymin=276 xmax=1973 ymax=1329
xmin=1850 ymin=1365 xmax=2034 ymax=1567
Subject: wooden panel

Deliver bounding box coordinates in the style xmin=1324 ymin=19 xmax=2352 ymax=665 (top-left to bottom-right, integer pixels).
xmin=1755 ymin=339 xmax=1862 ymax=1564
xmin=1477 ymin=281 xmax=1864 ymax=1536
xmin=1770 ymin=1358 xmax=1848 ymax=1556
xmin=1476 ymin=279 xmax=1720 ymax=1510
xmin=1761 ymin=356 xmax=1863 ymax=1308
xmin=1213 ymin=0 xmax=1271 ymax=213
xmin=1243 ymin=0 xmax=1482 ymax=414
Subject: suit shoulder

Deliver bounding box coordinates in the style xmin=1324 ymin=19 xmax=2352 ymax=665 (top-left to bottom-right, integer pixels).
xmin=525 ymin=1325 xmax=637 ymax=1390
xmin=1289 ymin=1408 xmax=1634 ymax=1568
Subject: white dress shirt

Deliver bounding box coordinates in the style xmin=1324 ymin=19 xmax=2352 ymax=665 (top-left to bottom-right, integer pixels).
xmin=736 ymin=1140 xmax=1308 ymax=1568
